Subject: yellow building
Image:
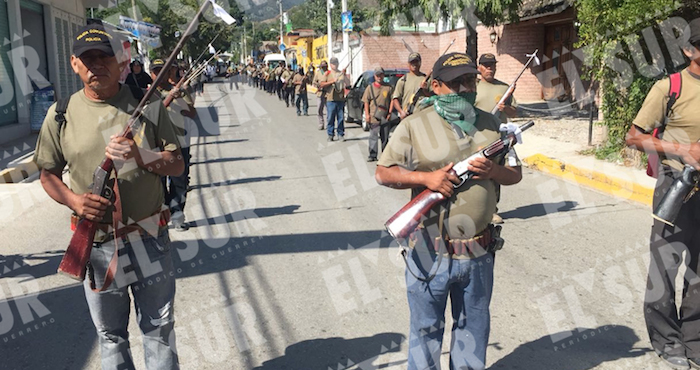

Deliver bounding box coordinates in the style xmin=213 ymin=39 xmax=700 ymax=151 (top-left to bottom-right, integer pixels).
xmin=312 ymin=35 xmax=328 ymax=67
xmin=293 ymin=37 xmax=313 ymax=71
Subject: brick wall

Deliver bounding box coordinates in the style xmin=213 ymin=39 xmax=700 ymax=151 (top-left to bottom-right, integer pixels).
xmin=477 ymin=23 xmax=545 ymax=102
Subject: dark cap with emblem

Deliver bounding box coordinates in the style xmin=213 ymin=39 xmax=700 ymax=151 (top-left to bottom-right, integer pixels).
xmin=72 ymin=23 xmax=123 ymax=57
xmin=478 ymin=53 xmax=497 ymax=65
xmin=408 ymin=52 xmax=421 ymax=63
xmin=432 ymin=52 xmax=479 ymax=82
xmin=150 ymin=59 xmax=166 ymax=71
xmin=686 ymin=18 xmax=700 ymax=45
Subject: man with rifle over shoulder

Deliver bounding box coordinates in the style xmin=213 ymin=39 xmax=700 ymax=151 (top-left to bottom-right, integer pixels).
xmin=626 ymin=18 xmax=700 ymax=370
xmin=375 ymin=52 xmax=522 ymax=370
xmin=34 ymin=23 xmax=183 ymax=369
xmin=384 ymin=53 xmax=430 ymax=149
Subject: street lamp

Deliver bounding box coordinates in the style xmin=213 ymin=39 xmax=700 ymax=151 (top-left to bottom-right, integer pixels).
xmin=490 ymin=30 xmax=497 ymax=45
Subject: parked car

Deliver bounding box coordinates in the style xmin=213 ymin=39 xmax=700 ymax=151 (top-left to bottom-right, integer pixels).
xmin=345 ymin=69 xmax=409 ymax=131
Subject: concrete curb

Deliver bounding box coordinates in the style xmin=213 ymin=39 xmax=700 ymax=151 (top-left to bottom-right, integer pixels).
xmin=523 ymin=153 xmax=654 ymax=206
xmin=0 ymin=158 xmax=40 ymax=184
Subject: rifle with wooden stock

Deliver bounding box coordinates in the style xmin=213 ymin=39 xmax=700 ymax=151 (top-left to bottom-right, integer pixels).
xmin=57 ymin=0 xmax=213 ymax=281
xmin=491 ymin=50 xmax=540 ymax=120
xmin=384 ymin=121 xmax=534 ymax=241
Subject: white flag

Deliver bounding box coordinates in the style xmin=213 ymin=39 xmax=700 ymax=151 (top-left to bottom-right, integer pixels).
xmin=209 ymin=0 xmax=236 ymax=25
xmin=209 ymin=44 xmax=216 ymax=54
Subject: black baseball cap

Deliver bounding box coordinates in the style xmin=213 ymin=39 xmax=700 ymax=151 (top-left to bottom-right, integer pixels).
xmin=478 ymin=53 xmax=497 ymax=65
xmin=687 ymin=18 xmax=700 ymax=45
xmin=73 ymin=23 xmax=122 ymax=57
xmin=150 ymin=59 xmax=166 ymax=71
xmin=432 ymin=52 xmax=479 ymax=82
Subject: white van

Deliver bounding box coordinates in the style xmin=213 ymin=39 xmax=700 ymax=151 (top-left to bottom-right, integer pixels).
xmin=263 ymin=53 xmax=286 ymax=68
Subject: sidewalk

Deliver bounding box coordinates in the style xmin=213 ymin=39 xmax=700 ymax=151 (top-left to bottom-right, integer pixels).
xmin=513 ymin=115 xmax=656 ymax=206
xmin=0 ymin=134 xmax=39 ymax=184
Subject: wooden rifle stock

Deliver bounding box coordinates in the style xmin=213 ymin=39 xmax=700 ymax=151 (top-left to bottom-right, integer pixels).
xmin=56 ymin=0 xmax=212 ymax=280
xmin=384 ymin=121 xmax=534 ymax=242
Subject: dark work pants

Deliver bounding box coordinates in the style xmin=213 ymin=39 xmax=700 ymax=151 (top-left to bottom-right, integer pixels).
xmin=284 ymin=87 xmax=294 ymax=106
xmin=163 ymin=147 xmax=191 ymax=219
xmin=645 ymin=169 xmax=700 ymax=357
xmin=380 ymin=119 xmax=399 ymax=151
xmin=277 ymin=81 xmax=283 ymax=99
xmin=368 ymin=122 xmax=379 ymax=159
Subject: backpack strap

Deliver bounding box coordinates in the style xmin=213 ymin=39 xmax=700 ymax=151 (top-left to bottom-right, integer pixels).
xmin=55 ymin=96 xmax=71 ymax=130
xmin=666 ymin=72 xmax=682 ymax=117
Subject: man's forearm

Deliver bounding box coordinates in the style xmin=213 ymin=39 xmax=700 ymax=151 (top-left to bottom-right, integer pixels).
xmin=375 ymin=165 xmax=427 ymax=189
xmin=136 ymin=149 xmax=185 ymax=176
xmin=491 ymin=165 xmax=522 ymax=186
xmin=40 ymin=169 xmax=77 ymax=211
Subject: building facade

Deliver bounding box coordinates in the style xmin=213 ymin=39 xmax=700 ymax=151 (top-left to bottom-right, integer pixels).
xmin=0 ymin=0 xmax=85 ymax=145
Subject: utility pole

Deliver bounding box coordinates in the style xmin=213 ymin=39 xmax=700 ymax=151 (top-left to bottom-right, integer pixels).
xmin=243 ymin=20 xmax=247 ymax=63
xmin=278 ymin=0 xmax=283 ymax=47
xmin=326 ymin=0 xmax=333 ymax=59
xmin=341 ymin=0 xmax=348 ymax=62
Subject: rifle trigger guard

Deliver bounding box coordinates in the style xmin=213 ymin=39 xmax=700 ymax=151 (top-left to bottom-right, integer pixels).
xmin=454 ymin=176 xmax=467 ymax=189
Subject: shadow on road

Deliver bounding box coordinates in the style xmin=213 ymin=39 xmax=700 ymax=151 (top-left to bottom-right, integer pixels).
xmin=489 ymin=326 xmax=649 ymax=370
xmin=500 ymin=201 xmax=578 ymax=220
xmin=188 ymin=175 xmax=282 ymax=191
xmin=190 ymin=138 xmax=248 ymax=146
xmin=187 ymin=205 xmax=301 ymax=229
xmin=0 ymin=251 xmax=64 ymax=280
xmin=253 ymin=333 xmax=405 ymax=370
xmin=190 ymin=156 xmax=262 ymax=165
xmin=0 ymin=283 xmax=95 ymax=370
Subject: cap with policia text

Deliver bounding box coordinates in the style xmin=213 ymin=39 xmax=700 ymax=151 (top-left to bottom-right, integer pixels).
xmin=408 ymin=52 xmax=421 ymax=63
xmin=73 ymin=23 xmax=123 ymax=57
xmin=150 ymin=59 xmax=166 ymax=71
xmin=374 ymin=66 xmax=385 ymax=75
xmin=478 ymin=53 xmax=497 ymax=65
xmin=432 ymin=52 xmax=479 ymax=82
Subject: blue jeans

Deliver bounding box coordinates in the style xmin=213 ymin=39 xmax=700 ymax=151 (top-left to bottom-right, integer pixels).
xmin=405 ymin=248 xmax=494 ymax=370
xmin=296 ymin=92 xmax=308 ymax=115
xmin=84 ymin=229 xmax=179 ymax=370
xmin=326 ymin=100 xmax=345 ymax=138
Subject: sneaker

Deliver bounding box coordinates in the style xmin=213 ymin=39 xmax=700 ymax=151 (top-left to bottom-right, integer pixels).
xmin=172 ymin=220 xmax=190 ymax=232
xmin=690 ymin=357 xmax=700 ymax=369
xmin=297 ymin=112 xmax=301 ymax=116
xmin=492 ymin=213 xmax=504 ymax=224
xmin=367 ymin=157 xmax=377 ymax=162
xmin=318 ymin=125 xmax=324 ymax=130
xmin=339 ymin=135 xmax=346 ymax=142
xmin=327 ymin=136 xmax=334 ymax=142
xmin=661 ymin=354 xmax=690 ymax=369
xmin=304 ymin=112 xmax=309 ymax=116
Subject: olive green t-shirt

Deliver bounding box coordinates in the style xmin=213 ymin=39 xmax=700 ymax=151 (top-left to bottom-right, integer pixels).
xmin=361 ymin=83 xmax=393 ymax=125
xmin=320 ymin=70 xmax=346 ymax=102
xmin=292 ymin=73 xmax=307 ymax=94
xmin=633 ymin=69 xmax=700 ymax=172
xmin=392 ymin=72 xmax=427 ymax=111
xmin=34 ymin=85 xmax=181 ymax=224
xmin=158 ymin=85 xmax=194 ymax=148
xmin=378 ymin=105 xmax=519 ymax=241
xmin=475 ymin=78 xmax=517 ymax=123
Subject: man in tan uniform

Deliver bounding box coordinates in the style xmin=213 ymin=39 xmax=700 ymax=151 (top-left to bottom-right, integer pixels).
xmin=34 ymin=23 xmax=183 ymax=369
xmin=313 ymin=60 xmax=329 ymax=130
xmin=475 ymin=53 xmax=517 ymax=123
xmin=386 ymin=52 xmax=430 ymax=149
xmin=626 ymin=18 xmax=700 ymax=370
xmin=362 ymin=66 xmax=392 ymax=162
xmin=475 ymin=53 xmax=518 ymax=225
xmin=318 ymin=57 xmax=351 ymax=141
xmin=376 ymin=52 xmax=522 ymax=370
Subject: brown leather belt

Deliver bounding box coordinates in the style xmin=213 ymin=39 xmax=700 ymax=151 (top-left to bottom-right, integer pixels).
xmin=410 ymin=226 xmax=493 ymax=257
xmin=70 ymin=208 xmax=171 ymax=242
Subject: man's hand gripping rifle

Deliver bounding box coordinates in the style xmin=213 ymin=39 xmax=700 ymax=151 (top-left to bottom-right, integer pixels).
xmin=385 ymin=121 xmax=534 ymax=241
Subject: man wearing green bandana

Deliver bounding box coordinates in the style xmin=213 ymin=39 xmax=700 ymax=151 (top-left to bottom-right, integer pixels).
xmin=375 ymin=52 xmax=522 ymax=370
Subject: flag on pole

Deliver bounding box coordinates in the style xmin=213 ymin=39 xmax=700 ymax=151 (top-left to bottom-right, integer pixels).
xmin=209 ymin=44 xmax=216 ymax=54
xmin=209 ymin=0 xmax=236 ymax=25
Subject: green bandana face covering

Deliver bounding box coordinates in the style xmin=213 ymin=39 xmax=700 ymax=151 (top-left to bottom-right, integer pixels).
xmin=420 ymin=92 xmax=478 ymax=134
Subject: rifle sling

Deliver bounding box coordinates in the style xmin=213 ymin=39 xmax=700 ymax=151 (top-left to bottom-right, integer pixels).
xmin=89 ymin=170 xmax=122 ymax=293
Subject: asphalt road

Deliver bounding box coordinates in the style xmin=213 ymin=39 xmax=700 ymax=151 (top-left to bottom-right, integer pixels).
xmin=0 ymin=80 xmax=673 ymax=369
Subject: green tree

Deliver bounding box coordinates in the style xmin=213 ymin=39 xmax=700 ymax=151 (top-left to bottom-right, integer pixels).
xmin=94 ymin=0 xmax=242 ymax=62
xmin=576 ymin=0 xmax=699 ymax=163
xmin=376 ymin=0 xmax=521 ymax=58
xmin=287 ymin=0 xmax=376 ymax=34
